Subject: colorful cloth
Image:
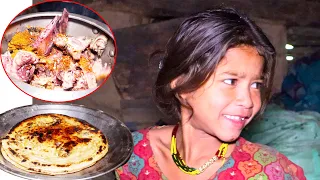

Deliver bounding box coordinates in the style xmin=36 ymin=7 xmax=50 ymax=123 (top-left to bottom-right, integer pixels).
xmin=115 ymin=127 xmax=306 ymax=180
xmin=241 ymin=104 xmax=320 ymax=180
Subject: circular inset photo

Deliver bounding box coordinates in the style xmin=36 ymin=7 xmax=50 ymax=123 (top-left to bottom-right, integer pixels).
xmin=1 ymin=0 xmax=116 ymax=102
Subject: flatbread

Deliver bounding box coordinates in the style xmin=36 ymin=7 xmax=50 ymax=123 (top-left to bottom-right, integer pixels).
xmin=1 ymin=114 xmax=108 ymax=175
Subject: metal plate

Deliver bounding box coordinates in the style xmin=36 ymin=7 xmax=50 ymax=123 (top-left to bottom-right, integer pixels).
xmin=1 ymin=12 xmax=116 ymax=102
xmin=0 ymin=104 xmax=133 ymax=180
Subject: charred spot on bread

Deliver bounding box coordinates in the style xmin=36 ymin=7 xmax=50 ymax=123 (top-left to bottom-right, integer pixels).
xmin=97 ymin=146 xmax=103 ymax=154
xmin=9 ymin=148 xmax=17 ymax=156
xmin=79 ymin=138 xmax=91 ymax=143
xmin=32 ymin=161 xmax=40 ymax=165
xmin=41 ymin=164 xmax=51 ymax=166
xmin=102 ymin=135 xmax=106 ymax=144
xmin=62 ymin=141 xmax=77 ymax=152
xmin=57 ymin=164 xmax=71 ymax=167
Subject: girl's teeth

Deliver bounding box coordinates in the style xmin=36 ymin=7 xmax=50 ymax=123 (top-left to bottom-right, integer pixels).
xmin=224 ymin=115 xmax=245 ymax=121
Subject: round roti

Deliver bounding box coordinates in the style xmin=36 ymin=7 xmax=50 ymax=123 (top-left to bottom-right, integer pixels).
xmin=1 ymin=114 xmax=108 ymax=175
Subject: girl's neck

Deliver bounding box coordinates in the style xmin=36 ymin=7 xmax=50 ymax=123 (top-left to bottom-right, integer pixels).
xmin=175 ymin=122 xmax=225 ymax=167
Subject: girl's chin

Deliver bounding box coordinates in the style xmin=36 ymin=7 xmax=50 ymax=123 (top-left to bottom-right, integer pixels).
xmin=217 ymin=132 xmax=241 ymax=143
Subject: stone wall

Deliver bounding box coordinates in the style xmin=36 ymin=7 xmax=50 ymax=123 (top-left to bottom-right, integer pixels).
xmin=97 ymin=9 xmax=152 ymax=29
xmin=255 ymin=19 xmax=288 ymax=94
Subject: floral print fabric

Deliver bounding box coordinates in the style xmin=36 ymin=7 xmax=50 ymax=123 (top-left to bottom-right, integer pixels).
xmin=115 ymin=128 xmax=306 ymax=180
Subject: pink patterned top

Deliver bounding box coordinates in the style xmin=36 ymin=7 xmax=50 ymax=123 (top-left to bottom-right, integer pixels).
xmin=115 ymin=127 xmax=306 ymax=180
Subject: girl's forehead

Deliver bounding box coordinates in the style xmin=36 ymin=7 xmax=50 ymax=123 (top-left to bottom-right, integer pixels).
xmin=218 ymin=46 xmax=261 ymax=65
xmin=213 ymin=46 xmax=263 ymax=76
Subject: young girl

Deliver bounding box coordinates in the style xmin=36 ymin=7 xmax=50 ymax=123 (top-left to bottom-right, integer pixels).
xmin=115 ymin=8 xmax=306 ymax=180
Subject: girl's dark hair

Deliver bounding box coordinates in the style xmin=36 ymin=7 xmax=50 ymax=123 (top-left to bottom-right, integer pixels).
xmin=153 ymin=8 xmax=276 ymax=121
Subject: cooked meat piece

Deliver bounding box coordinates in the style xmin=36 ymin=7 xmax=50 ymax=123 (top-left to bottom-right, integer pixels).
xmin=73 ymin=76 xmax=88 ymax=90
xmin=17 ymin=65 xmax=35 ymax=82
xmin=83 ymin=49 xmax=96 ymax=60
xmin=48 ymin=48 xmax=63 ymax=61
xmin=58 ymin=8 xmax=69 ymax=34
xmin=84 ymin=73 xmax=97 ymax=89
xmin=61 ymin=71 xmax=76 ymax=90
xmin=69 ymin=60 xmax=79 ymax=71
xmin=89 ymin=35 xmax=108 ymax=57
xmin=53 ymin=35 xmax=67 ymax=47
xmin=55 ymin=70 xmax=63 ymax=81
xmin=32 ymin=8 xmax=69 ymax=56
xmin=34 ymin=63 xmax=46 ymax=75
xmin=3 ymin=50 xmax=39 ymax=82
xmin=53 ymin=36 xmax=92 ymax=60
xmin=38 ymin=48 xmax=64 ymax=72
xmin=53 ymin=75 xmax=63 ymax=87
xmin=30 ymin=75 xmax=54 ymax=88
xmin=14 ymin=51 xmax=39 ymax=82
xmin=14 ymin=51 xmax=38 ymax=66
xmin=73 ymin=72 xmax=97 ymax=90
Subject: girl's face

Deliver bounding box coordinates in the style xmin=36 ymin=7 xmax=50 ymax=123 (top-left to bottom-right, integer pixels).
xmin=180 ymin=46 xmax=264 ymax=142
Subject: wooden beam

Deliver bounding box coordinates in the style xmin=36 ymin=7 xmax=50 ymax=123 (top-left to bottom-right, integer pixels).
xmin=287 ymin=26 xmax=320 ymax=37
xmin=288 ymin=35 xmax=320 ymax=47
xmin=287 ymin=47 xmax=320 ymax=59
xmin=286 ymin=26 xmax=320 ymax=47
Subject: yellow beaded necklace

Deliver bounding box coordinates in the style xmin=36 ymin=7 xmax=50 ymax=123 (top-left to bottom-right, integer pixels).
xmin=170 ymin=124 xmax=228 ymax=175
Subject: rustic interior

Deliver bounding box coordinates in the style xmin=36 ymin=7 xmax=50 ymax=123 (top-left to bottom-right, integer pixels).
xmin=32 ymin=0 xmax=320 ymax=131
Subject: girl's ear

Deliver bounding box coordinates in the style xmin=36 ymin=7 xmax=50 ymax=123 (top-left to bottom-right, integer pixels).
xmin=170 ymin=76 xmax=189 ymax=101
xmin=170 ymin=77 xmax=178 ymax=90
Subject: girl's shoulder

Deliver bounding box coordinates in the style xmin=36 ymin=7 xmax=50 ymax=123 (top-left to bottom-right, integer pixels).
xmin=220 ymin=137 xmax=306 ymax=180
xmin=115 ymin=126 xmax=168 ymax=180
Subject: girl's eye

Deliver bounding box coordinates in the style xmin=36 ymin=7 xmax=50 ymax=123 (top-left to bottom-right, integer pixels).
xmin=224 ymin=79 xmax=236 ymax=85
xmin=251 ymin=82 xmax=262 ymax=89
